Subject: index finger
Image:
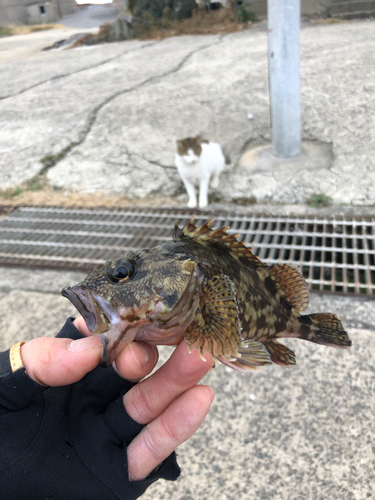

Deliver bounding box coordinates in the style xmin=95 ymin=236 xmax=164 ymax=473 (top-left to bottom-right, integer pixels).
xmin=74 ymin=317 xmax=159 ymax=382
xmin=123 ymin=341 xmax=214 ymax=425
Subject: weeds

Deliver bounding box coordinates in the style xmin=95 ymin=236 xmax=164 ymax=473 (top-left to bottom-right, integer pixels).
xmin=26 ymin=176 xmax=45 ymax=192
xmin=0 ymin=24 xmax=64 ymax=37
xmin=0 ymin=187 xmax=23 ymax=198
xmin=40 ymin=147 xmax=70 ymax=173
xmin=307 ymin=193 xmax=332 ymax=208
xmin=132 ymin=7 xmax=257 ymax=39
xmin=235 ymin=6 xmax=257 ymax=24
xmin=11 ymin=187 xmax=22 ymax=197
xmin=0 ymin=27 xmax=13 ymax=37
xmin=0 ymin=175 xmax=47 ymax=200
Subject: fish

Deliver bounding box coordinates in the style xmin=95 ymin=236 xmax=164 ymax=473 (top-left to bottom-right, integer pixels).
xmin=62 ymin=218 xmax=351 ymax=370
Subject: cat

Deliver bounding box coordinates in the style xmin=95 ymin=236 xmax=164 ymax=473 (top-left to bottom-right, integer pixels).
xmin=175 ymin=136 xmax=230 ymax=208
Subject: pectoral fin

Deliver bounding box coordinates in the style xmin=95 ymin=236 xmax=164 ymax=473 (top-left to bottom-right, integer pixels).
xmin=185 ymin=275 xmax=242 ymax=360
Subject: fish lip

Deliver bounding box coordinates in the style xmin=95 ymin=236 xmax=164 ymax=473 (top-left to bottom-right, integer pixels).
xmin=61 ymin=285 xmax=111 ymax=334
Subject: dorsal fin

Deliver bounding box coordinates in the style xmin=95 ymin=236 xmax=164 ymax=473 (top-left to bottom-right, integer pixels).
xmin=173 ymin=217 xmax=262 ymax=265
xmin=258 ymin=263 xmax=309 ymax=312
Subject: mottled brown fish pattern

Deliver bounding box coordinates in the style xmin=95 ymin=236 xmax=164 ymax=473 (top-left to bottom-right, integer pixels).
xmin=62 ymin=218 xmax=351 ymax=371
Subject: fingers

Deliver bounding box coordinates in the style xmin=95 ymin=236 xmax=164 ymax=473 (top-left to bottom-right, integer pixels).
xmin=21 ymin=336 xmax=103 ymax=386
xmin=74 ymin=316 xmax=159 ymax=382
xmin=127 ymin=385 xmax=214 ymax=481
xmin=113 ymin=342 xmax=159 ymax=382
xmin=123 ymin=340 xmax=214 ymax=425
xmin=73 ymin=316 xmax=92 ymax=336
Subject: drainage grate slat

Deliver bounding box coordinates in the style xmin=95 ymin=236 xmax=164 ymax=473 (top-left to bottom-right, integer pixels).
xmin=1 ymin=206 xmax=375 ymax=297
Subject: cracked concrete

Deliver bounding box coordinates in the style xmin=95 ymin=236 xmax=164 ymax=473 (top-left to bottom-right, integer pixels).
xmin=47 ymin=35 xmax=225 ymax=197
xmin=1 ymin=20 xmax=375 ymax=206
xmin=0 ymin=40 xmax=157 ymax=100
xmin=0 ymin=33 xmax=217 ymax=188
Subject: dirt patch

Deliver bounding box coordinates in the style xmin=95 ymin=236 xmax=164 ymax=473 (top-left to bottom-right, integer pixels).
xmin=0 ymin=187 xmax=183 ymax=209
xmin=134 ymin=8 xmax=256 ymax=39
xmin=0 ymin=24 xmax=65 ymax=37
xmin=311 ymin=17 xmax=351 ymax=25
xmin=72 ymin=7 xmax=257 ymax=47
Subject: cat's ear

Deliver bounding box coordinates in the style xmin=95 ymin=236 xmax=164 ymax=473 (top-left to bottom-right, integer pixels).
xmin=195 ymin=135 xmax=208 ymax=144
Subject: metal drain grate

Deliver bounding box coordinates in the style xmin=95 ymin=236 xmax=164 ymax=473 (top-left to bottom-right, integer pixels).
xmin=0 ymin=206 xmax=374 ymax=297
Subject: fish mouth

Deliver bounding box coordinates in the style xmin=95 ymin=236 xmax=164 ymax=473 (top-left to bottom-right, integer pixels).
xmin=61 ymin=285 xmax=111 ymax=334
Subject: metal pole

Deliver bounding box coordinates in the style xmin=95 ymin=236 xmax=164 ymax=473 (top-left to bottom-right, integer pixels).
xmin=55 ymin=0 xmax=62 ymax=20
xmin=267 ymin=0 xmax=301 ymax=158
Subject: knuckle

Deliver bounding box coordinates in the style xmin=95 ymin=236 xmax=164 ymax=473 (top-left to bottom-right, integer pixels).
xmin=127 ymin=384 xmax=156 ymax=424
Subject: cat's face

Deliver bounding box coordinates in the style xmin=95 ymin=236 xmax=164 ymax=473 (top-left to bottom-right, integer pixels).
xmin=176 ymin=137 xmax=202 ymax=164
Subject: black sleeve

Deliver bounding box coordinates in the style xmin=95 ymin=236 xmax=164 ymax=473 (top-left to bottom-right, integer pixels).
xmin=0 ymin=318 xmax=180 ymax=500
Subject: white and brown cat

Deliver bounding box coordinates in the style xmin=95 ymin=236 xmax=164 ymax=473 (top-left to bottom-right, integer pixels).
xmin=175 ymin=136 xmax=230 ymax=208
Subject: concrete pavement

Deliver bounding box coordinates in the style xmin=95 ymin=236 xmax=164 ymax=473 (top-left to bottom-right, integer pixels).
xmin=1 ymin=19 xmax=375 ymax=205
xmin=59 ymin=5 xmax=119 ymax=29
xmin=0 ymin=266 xmax=374 ymax=500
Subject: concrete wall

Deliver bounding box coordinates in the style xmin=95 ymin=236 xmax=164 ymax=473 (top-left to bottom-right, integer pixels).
xmin=0 ymin=0 xmax=28 ymax=26
xmin=26 ymin=2 xmax=56 ymax=24
xmin=0 ymin=0 xmax=76 ymax=26
xmin=55 ymin=0 xmax=76 ymax=18
xmin=245 ymin=0 xmax=375 ymax=18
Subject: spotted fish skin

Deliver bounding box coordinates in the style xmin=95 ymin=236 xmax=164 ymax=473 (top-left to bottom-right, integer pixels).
xmin=62 ymin=218 xmax=351 ymax=370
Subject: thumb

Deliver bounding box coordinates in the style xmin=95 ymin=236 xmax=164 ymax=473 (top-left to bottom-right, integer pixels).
xmin=20 ymin=336 xmax=103 ymax=387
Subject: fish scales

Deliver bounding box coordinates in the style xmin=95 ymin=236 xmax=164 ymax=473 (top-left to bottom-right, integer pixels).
xmin=165 ymin=238 xmax=291 ymax=342
xmin=62 ymin=218 xmax=351 ymax=371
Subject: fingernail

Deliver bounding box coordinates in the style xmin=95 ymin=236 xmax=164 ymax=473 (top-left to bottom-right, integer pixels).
xmin=129 ymin=343 xmax=149 ymax=368
xmin=206 ymin=385 xmax=215 ymax=400
xmin=69 ymin=336 xmax=102 ymax=352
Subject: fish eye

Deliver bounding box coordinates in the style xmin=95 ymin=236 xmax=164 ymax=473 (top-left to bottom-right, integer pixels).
xmin=106 ymin=261 xmax=135 ymax=284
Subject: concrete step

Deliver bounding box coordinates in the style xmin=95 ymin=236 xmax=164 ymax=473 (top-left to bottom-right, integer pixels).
xmin=329 ymin=0 xmax=375 ymax=18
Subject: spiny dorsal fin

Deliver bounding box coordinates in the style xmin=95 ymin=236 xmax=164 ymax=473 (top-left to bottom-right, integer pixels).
xmin=173 ymin=217 xmax=262 ymax=265
xmin=185 ymin=274 xmax=242 ymax=360
xmin=258 ymin=263 xmax=309 ymax=312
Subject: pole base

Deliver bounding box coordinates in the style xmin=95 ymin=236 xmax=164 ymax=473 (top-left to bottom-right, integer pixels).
xmin=239 ymin=141 xmax=332 ymax=174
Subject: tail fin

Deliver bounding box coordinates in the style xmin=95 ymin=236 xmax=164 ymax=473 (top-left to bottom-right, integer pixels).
xmin=300 ymin=313 xmax=351 ymax=348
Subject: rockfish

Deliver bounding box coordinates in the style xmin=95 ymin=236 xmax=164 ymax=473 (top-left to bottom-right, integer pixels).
xmin=62 ymin=218 xmax=351 ymax=370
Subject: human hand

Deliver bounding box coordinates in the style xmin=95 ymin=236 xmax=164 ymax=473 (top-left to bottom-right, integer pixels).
xmin=20 ymin=317 xmax=215 ymax=481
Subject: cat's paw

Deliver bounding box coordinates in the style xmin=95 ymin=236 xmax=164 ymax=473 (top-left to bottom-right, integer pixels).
xmin=187 ymin=199 xmax=197 ymax=208
xmin=199 ymin=200 xmax=208 ymax=208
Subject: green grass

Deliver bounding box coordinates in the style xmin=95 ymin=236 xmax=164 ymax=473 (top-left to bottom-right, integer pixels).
xmin=11 ymin=187 xmax=22 ymax=197
xmin=40 ymin=146 xmax=70 ymax=173
xmin=26 ymin=176 xmax=45 ymax=191
xmin=307 ymin=193 xmax=332 ymax=208
xmin=0 ymin=26 xmax=13 ymax=37
xmin=235 ymin=6 xmax=257 ymax=23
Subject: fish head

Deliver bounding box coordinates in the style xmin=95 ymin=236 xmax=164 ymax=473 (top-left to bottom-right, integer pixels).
xmin=62 ymin=247 xmax=200 ymax=365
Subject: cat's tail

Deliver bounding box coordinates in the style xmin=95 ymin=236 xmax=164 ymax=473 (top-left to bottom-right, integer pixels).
xmin=224 ymin=152 xmax=231 ymax=165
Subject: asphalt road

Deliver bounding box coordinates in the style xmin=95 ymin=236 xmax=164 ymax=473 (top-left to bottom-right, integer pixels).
xmin=59 ymin=5 xmax=119 ymax=29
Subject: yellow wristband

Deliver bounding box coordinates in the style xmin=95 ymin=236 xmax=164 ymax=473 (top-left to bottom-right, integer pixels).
xmin=10 ymin=341 xmax=26 ymax=373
